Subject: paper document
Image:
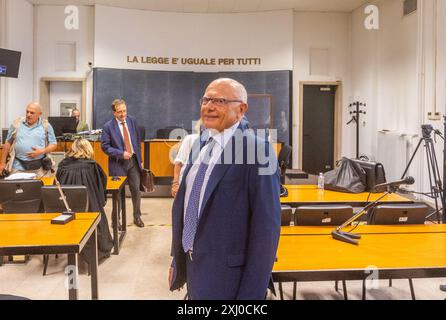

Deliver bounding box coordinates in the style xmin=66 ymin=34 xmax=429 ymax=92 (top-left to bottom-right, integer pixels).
xmin=4 ymin=172 xmax=37 ymax=180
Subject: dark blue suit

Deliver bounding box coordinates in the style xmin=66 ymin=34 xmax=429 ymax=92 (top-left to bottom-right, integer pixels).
xmin=170 ymin=125 xmax=281 ymax=300
xmin=101 ymin=115 xmax=142 ymax=176
xmin=101 ymin=115 xmax=143 ymax=220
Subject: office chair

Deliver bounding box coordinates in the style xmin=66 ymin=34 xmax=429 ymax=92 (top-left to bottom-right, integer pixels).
xmin=277 ymin=144 xmax=292 ymax=185
xmin=0 ymin=180 xmax=43 ymax=213
xmin=280 ymin=205 xmax=293 ymax=226
xmin=41 ymin=185 xmax=89 ymax=276
xmin=41 ymin=185 xmax=89 ymax=213
xmin=0 ymin=179 xmax=43 ymax=266
xmin=294 ymin=205 xmax=354 ymax=300
xmin=364 ymin=203 xmax=429 ymax=300
xmin=294 ymin=205 xmax=354 ymax=226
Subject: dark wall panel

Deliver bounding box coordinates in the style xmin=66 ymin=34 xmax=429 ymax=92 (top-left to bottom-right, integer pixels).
xmin=93 ymin=68 xmax=291 ymax=144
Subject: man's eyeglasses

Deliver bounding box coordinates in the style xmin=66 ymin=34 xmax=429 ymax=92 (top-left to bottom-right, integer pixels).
xmin=200 ymin=97 xmax=243 ymax=107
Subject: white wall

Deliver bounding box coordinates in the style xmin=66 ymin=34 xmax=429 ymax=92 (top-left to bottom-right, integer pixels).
xmin=351 ymin=0 xmax=419 ymax=168
xmin=293 ymin=12 xmax=352 ymax=168
xmin=35 ymin=5 xmax=94 ymax=126
xmin=438 ymin=0 xmax=446 ymax=117
xmin=1 ymin=0 xmax=34 ymax=127
xmin=94 ymin=5 xmax=293 ymax=72
xmin=351 ymin=0 xmax=446 ymax=200
xmin=49 ymin=81 xmax=82 ymax=116
xmin=0 ymin=0 xmax=6 ymax=129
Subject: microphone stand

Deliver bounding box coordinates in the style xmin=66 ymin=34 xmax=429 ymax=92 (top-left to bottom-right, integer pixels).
xmin=54 ymin=177 xmax=75 ymax=216
xmin=331 ymin=186 xmax=398 ymax=245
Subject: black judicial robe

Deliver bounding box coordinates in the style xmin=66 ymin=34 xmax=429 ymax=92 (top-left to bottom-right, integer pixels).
xmin=56 ymin=157 xmax=114 ymax=261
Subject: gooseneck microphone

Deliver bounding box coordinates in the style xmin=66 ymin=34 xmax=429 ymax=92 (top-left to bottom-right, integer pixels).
xmin=374 ymin=176 xmax=415 ymax=191
xmin=332 ymin=176 xmax=416 ymax=245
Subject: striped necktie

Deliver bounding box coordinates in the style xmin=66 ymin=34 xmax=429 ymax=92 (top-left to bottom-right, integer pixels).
xmin=182 ymin=138 xmax=216 ymax=253
xmin=121 ymin=122 xmax=132 ymax=153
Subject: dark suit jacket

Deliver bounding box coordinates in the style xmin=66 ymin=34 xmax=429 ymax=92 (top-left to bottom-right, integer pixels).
xmin=101 ymin=115 xmax=142 ymax=176
xmin=170 ymin=124 xmax=281 ymax=300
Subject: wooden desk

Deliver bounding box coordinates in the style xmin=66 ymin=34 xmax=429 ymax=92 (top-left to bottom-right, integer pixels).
xmin=145 ymin=139 xmax=180 ymax=179
xmin=0 ymin=213 xmax=101 ymax=300
xmin=273 ymin=224 xmax=446 ymax=299
xmin=281 ymin=185 xmax=413 ymax=207
xmin=106 ymin=177 xmax=127 ymax=255
xmin=145 ymin=140 xmax=283 ymax=181
xmin=39 ymin=176 xmax=128 ymax=255
xmin=56 ymin=141 xmax=145 ymax=176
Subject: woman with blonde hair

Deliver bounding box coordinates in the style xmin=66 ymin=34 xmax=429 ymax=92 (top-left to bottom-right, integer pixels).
xmin=56 ymin=138 xmax=113 ymax=261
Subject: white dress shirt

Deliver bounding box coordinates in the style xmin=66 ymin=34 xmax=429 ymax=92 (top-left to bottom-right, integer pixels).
xmin=116 ymin=118 xmax=134 ymax=154
xmin=174 ymin=133 xmax=200 ymax=184
xmin=184 ymin=121 xmax=240 ymax=220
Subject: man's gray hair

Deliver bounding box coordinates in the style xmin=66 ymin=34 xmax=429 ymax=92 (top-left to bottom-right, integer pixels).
xmin=27 ymin=102 xmax=42 ymax=113
xmin=209 ymin=78 xmax=248 ymax=104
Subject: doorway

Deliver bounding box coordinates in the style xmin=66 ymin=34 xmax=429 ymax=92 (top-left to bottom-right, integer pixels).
xmin=300 ymin=82 xmax=342 ymax=175
xmin=39 ymin=77 xmax=86 ymax=121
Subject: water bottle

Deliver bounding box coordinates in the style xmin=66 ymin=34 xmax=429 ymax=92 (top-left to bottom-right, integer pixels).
xmin=317 ymin=173 xmax=325 ymax=190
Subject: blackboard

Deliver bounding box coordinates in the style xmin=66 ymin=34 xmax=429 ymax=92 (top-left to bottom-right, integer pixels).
xmin=93 ymin=68 xmax=292 ymax=144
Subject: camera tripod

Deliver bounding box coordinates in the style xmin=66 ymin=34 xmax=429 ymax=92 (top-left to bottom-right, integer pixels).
xmin=401 ymin=124 xmax=446 ymax=223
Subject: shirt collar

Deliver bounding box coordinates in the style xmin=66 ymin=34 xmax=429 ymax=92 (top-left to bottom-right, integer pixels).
xmin=23 ymin=117 xmax=42 ymax=128
xmin=116 ymin=117 xmax=127 ymax=125
xmin=205 ymin=121 xmax=240 ymax=149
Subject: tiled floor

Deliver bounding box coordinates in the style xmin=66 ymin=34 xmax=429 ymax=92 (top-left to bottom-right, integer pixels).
xmin=0 ymin=197 xmax=445 ymax=300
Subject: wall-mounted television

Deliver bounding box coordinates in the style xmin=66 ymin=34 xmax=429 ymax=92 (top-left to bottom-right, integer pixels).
xmin=0 ymin=48 xmax=21 ymax=78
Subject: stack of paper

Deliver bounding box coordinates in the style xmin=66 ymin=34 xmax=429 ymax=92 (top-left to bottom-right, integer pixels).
xmin=4 ymin=172 xmax=37 ymax=180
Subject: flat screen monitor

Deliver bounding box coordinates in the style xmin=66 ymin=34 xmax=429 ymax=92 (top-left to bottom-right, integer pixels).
xmin=48 ymin=117 xmax=77 ymax=137
xmin=2 ymin=128 xmax=9 ymax=144
xmin=0 ymin=48 xmax=21 ymax=78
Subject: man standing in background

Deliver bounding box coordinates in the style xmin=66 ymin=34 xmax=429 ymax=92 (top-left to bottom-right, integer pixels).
xmin=101 ymin=99 xmax=145 ymax=228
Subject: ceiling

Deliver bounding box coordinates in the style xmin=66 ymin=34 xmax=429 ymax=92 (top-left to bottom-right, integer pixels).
xmin=28 ymin=0 xmax=370 ymax=13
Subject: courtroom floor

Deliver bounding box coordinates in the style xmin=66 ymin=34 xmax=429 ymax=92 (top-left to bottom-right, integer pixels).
xmin=0 ymin=197 xmax=445 ymax=300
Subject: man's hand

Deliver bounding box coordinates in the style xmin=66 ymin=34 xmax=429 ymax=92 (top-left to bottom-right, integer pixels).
xmin=123 ymin=151 xmax=132 ymax=160
xmin=171 ymin=183 xmax=179 ymax=197
xmin=26 ymin=147 xmax=45 ymax=159
xmin=168 ymin=267 xmax=183 ymax=291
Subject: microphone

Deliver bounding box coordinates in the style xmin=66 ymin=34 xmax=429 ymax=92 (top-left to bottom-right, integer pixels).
xmin=51 ymin=178 xmax=76 ymax=225
xmin=332 ymin=176 xmax=415 ymax=245
xmin=77 ymin=129 xmax=102 ymax=135
xmin=374 ymin=176 xmax=415 ymax=191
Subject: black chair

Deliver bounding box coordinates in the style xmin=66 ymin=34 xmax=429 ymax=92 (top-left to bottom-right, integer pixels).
xmin=41 ymin=185 xmax=89 ymax=213
xmin=364 ymin=203 xmax=429 ymax=300
xmin=0 ymin=179 xmax=43 ymax=266
xmin=41 ymin=185 xmax=89 ymax=276
xmin=368 ymin=203 xmax=428 ymax=225
xmin=280 ymin=205 xmax=293 ymax=226
xmin=0 ymin=179 xmax=43 ymax=213
xmin=277 ymin=144 xmax=292 ymax=185
xmin=293 ymin=205 xmax=354 ymax=300
xmin=294 ymin=205 xmax=354 ymax=226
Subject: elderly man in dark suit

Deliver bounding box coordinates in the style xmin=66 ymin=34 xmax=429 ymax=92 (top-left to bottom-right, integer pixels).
xmin=169 ymin=78 xmax=281 ymax=300
xmin=101 ymin=99 xmax=144 ymax=228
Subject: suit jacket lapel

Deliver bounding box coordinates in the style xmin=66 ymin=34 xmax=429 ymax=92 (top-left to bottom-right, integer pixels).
xmin=112 ymin=119 xmax=125 ymax=150
xmin=198 ymin=134 xmax=236 ymax=219
xmin=126 ymin=118 xmax=137 ymax=149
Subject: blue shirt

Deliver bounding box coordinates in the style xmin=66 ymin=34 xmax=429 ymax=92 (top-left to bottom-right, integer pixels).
xmin=6 ymin=118 xmax=57 ymax=170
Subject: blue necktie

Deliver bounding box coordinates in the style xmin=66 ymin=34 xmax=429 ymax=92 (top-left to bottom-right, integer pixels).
xmin=182 ymin=138 xmax=216 ymax=253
